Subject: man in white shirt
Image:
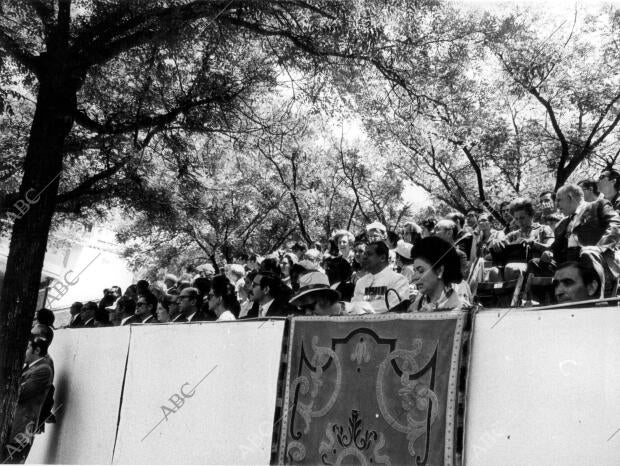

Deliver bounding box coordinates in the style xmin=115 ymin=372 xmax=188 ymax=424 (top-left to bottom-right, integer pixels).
xmin=351 ymin=241 xmax=409 ymax=313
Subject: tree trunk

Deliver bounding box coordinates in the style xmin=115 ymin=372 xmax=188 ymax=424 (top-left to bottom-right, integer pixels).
xmin=0 ymin=74 xmax=76 ymax=452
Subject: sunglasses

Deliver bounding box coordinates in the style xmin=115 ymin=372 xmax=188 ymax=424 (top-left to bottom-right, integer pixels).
xmin=136 ymin=302 xmax=148 ymax=307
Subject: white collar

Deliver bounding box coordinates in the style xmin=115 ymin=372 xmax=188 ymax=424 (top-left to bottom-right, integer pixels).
xmin=27 ymin=357 xmax=46 ymax=368
xmin=120 ymin=315 xmax=134 ymax=325
xmin=187 ymin=311 xmax=196 ymax=322
xmin=141 ymin=315 xmax=153 ymax=324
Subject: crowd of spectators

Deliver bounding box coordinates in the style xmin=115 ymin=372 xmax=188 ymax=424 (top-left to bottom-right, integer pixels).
xmin=55 ymin=171 xmax=620 ymax=328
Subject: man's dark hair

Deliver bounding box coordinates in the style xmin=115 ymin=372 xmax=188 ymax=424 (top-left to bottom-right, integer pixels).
xmin=211 ymin=275 xmax=241 ymax=317
xmin=117 ymin=296 xmax=136 ymax=316
xmin=445 ymin=212 xmax=465 ymax=230
xmin=603 ymin=169 xmax=620 ymax=190
xmin=139 ymin=292 xmax=159 ymax=316
xmin=386 ymin=231 xmax=400 ymax=247
xmin=509 ymin=198 xmax=535 ymax=217
xmin=258 ymin=272 xmax=281 ymax=297
xmin=36 ymin=308 xmax=55 ymax=327
xmin=324 ymin=256 xmax=353 ymax=283
xmin=30 ymin=335 xmax=50 ymax=356
xmin=578 ymin=180 xmax=599 ymax=195
xmin=556 ymin=260 xmax=600 ymax=295
xmin=259 ymin=257 xmax=281 ymax=276
xmin=94 ymin=307 xmax=111 ymax=325
xmin=136 ymin=279 xmax=150 ymax=294
xmin=368 ymin=241 xmax=389 ymax=261
xmin=84 ymin=301 xmax=99 ymax=311
xmin=539 ymin=190 xmax=556 ymax=202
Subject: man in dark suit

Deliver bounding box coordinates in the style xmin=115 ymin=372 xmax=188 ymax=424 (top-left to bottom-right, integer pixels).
xmin=2 ymin=336 xmax=54 ymax=463
xmin=530 ymin=184 xmax=620 ymax=297
xmin=67 ymin=302 xmax=83 ymax=328
xmin=243 ymin=272 xmax=294 ymax=318
xmin=134 ymin=293 xmax=158 ymax=324
xmin=178 ymin=287 xmax=211 ymax=322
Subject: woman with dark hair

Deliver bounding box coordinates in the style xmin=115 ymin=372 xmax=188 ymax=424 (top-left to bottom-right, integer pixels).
xmin=323 ymin=256 xmax=354 ymax=301
xmin=279 ymin=252 xmax=298 ymax=288
xmin=208 ymin=275 xmax=240 ymax=321
xmin=408 ymin=237 xmax=467 ymax=312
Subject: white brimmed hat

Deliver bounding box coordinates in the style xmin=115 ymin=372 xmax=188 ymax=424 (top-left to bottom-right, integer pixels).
xmin=289 ymin=271 xmax=340 ymax=305
xmin=366 ymin=221 xmax=387 ymax=233
xmin=395 ymin=241 xmax=413 ymax=260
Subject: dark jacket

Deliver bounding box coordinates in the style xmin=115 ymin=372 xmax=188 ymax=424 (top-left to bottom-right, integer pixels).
xmin=10 ymin=355 xmax=54 ymax=446
xmin=243 ymin=297 xmax=296 ymax=319
xmin=552 ymin=199 xmax=620 ymax=265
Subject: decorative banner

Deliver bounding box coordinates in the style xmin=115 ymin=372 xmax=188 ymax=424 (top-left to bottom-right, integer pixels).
xmin=277 ymin=313 xmax=466 ymax=466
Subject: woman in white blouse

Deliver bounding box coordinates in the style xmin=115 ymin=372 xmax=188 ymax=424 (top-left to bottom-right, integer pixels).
xmin=208 ymin=275 xmax=239 ymax=321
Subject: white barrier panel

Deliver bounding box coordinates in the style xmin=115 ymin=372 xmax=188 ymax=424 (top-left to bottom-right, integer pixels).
xmin=112 ymin=321 xmax=285 ymax=465
xmin=464 ymin=307 xmax=620 ymax=465
xmin=27 ymin=327 xmax=131 ymax=464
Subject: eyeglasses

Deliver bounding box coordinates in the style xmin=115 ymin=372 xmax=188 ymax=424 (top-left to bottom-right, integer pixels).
xmin=136 ymin=302 xmax=148 ymax=307
xmin=178 ymin=296 xmax=192 ymax=301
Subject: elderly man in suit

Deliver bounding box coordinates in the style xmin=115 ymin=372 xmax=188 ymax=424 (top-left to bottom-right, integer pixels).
xmin=243 ymin=272 xmax=295 ymax=318
xmin=530 ymin=184 xmax=620 ymax=298
xmin=2 ymin=336 xmax=54 ymax=463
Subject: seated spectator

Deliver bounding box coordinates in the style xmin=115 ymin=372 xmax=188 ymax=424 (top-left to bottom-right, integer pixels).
xmin=135 ymin=293 xmax=158 ymax=324
xmin=473 ymin=212 xmax=505 ymax=262
xmin=401 ymin=222 xmax=423 ymax=247
xmin=539 ymin=191 xmax=557 ymax=218
xmin=465 ymin=207 xmax=482 ymax=233
xmin=553 ymin=261 xmax=601 ymax=303
xmin=1 ymin=336 xmax=54 ymax=463
xmin=351 ymin=241 xmax=368 ymax=284
xmin=279 ymin=253 xmax=298 ymax=288
xmin=80 ymin=301 xmax=98 ymax=327
xmin=238 ymin=270 xmax=257 ymax=318
xmin=67 ymin=301 xmax=83 ymax=328
xmin=166 ymin=291 xmax=185 ymax=322
xmin=433 ymin=219 xmax=469 ymax=278
xmin=332 ymin=229 xmax=355 ymax=262
xmin=598 ymin=169 xmax=620 ymax=212
xmin=123 ymin=284 xmax=138 ymax=301
xmin=578 ymin=179 xmax=600 ymax=202
xmin=552 ymin=183 xmax=620 ymax=297
xmin=324 ymin=256 xmax=354 ymax=301
xmin=291 ymin=243 xmax=307 ymax=262
xmin=156 ymin=301 xmax=170 ymax=323
xmin=208 ymin=275 xmax=239 ymax=321
xmin=408 ymin=236 xmax=467 ymax=312
xmin=227 ymin=264 xmax=246 ymax=294
xmin=178 ymin=287 xmax=211 ymax=322
xmin=351 ymin=241 xmax=409 ymax=313
xmin=192 ymin=276 xmax=213 ymax=318
xmin=260 ymin=257 xmax=282 ymax=276
xmin=163 ymin=274 xmax=178 ymax=294
xmin=115 ymin=297 xmax=137 ymax=326
xmin=98 ymin=288 xmax=116 ymax=311
xmin=93 ymin=307 xmax=113 ymax=327
xmin=302 ymin=249 xmax=324 ymax=272
xmin=445 ymin=212 xmax=473 ymax=258
xmin=499 ymin=200 xmax=516 ymax=233
xmin=394 ymin=241 xmax=415 ymax=284
xmin=499 ymin=198 xmax=554 ymax=281
xmin=420 ymin=218 xmax=437 ymax=238
xmin=289 ymin=270 xmax=342 ymax=316
xmin=366 ymin=221 xmax=387 ymax=243
xmin=243 ymin=272 xmax=295 ymax=318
